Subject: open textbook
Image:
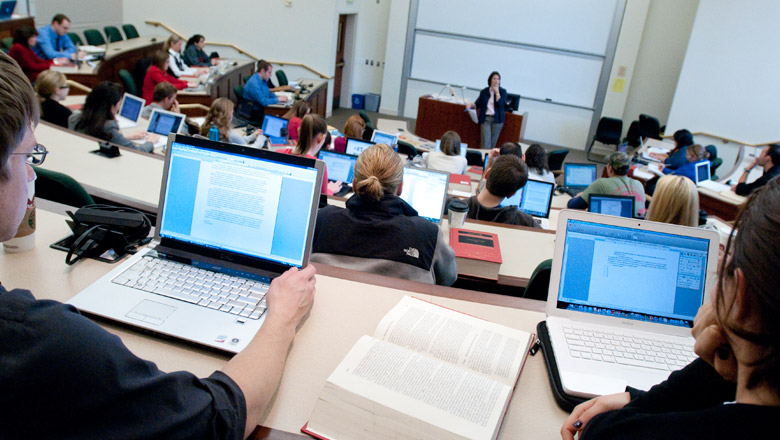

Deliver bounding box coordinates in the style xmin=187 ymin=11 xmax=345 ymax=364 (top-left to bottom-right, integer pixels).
xmin=302 ymin=296 xmax=534 ymax=440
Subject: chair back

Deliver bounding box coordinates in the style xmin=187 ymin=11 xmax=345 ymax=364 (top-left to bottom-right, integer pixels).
xmin=396 ymin=141 xmax=419 ymax=160
xmin=547 ymin=149 xmax=569 ymax=172
xmin=232 ymin=85 xmax=244 ymax=100
xmin=118 ymin=69 xmax=138 ymax=96
xmin=625 ymin=120 xmax=641 ymax=147
xmin=83 ymin=29 xmax=106 ymax=46
xmin=275 ymin=69 xmax=288 ymax=86
xmin=704 ymin=144 xmax=718 ymax=161
xmin=638 ymin=114 xmax=661 ymax=140
xmin=1 ymin=36 xmax=12 ymax=50
xmin=122 ymin=24 xmax=139 ymax=39
xmin=104 ymin=26 xmax=123 ymax=43
xmin=595 ymin=117 xmax=623 ymax=146
xmin=358 ymin=109 xmax=375 ymax=130
xmin=132 ymin=57 xmax=153 ymax=93
xmin=710 ymin=157 xmax=723 ymax=180
xmin=35 ymin=168 xmax=95 ymax=208
xmin=523 ymin=259 xmax=552 ymax=301
xmin=67 ymin=32 xmax=83 ymax=46
xmin=466 ymin=150 xmax=483 ymax=166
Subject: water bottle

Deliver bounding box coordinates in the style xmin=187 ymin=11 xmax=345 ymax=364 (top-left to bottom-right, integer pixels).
xmin=208 ymin=125 xmax=219 ymax=141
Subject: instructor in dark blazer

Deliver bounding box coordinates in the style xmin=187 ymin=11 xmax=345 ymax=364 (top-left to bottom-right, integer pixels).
xmin=471 ymin=71 xmax=507 ymax=149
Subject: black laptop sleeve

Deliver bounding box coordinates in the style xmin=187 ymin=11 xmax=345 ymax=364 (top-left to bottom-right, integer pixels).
xmin=537 ymin=320 xmax=588 ymax=412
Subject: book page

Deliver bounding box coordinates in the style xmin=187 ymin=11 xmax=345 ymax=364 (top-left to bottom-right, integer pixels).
xmin=373 ymin=296 xmax=531 ymax=386
xmin=326 ymin=335 xmax=510 ymax=440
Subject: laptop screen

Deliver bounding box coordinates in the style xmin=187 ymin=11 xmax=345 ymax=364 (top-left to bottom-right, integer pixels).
xmin=148 ymin=111 xmax=184 ymax=136
xmin=499 ymin=179 xmax=555 ymax=218
xmin=159 ymin=140 xmax=320 ymax=268
xmin=695 ymin=161 xmax=710 ymax=185
xmin=318 ymin=150 xmax=357 ymax=183
xmin=435 ymin=139 xmax=468 ymax=158
xmin=399 ymin=166 xmax=449 ymax=224
xmin=588 ymin=195 xmax=634 ymax=218
xmin=120 ymin=94 xmax=143 ymax=122
xmin=345 ymin=137 xmax=374 ymax=156
xmin=371 ymin=130 xmax=398 ymax=146
xmin=556 ymin=219 xmax=710 ymax=328
xmin=262 ymin=115 xmax=288 ymax=138
xmin=564 ymin=163 xmax=598 ymax=188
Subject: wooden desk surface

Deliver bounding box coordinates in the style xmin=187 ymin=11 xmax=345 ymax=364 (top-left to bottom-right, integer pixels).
xmin=0 ymin=208 xmax=568 ymax=439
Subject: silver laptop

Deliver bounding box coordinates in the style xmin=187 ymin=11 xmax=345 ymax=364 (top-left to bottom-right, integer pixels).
xmin=68 ymin=134 xmax=324 ymax=353
xmin=116 ymin=93 xmax=145 ymax=129
xmin=499 ymin=179 xmax=555 ymax=229
xmin=694 ymin=161 xmax=711 ymax=186
xmin=399 ymin=166 xmax=449 ymax=224
xmin=370 ymin=129 xmax=398 ymax=147
xmin=136 ymin=108 xmax=186 ymax=148
xmin=545 ymin=210 xmax=718 ymax=397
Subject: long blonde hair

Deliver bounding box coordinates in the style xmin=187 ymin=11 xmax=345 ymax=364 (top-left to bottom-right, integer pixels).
xmin=647 ymin=175 xmax=699 ymax=227
xmin=34 ymin=70 xmax=67 ymax=102
xmin=353 ymin=143 xmax=403 ymax=201
xmin=200 ymin=98 xmax=234 ymax=141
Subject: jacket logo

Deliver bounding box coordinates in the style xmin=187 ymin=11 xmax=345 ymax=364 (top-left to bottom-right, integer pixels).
xmin=403 ymin=247 xmax=420 ymax=258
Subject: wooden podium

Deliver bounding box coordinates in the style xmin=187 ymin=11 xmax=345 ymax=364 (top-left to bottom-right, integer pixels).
xmin=416 ymin=96 xmax=528 ymax=147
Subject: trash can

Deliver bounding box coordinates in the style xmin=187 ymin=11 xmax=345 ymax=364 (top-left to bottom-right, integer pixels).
xmin=351 ymin=94 xmax=365 ymax=110
xmin=365 ymin=93 xmax=380 ymax=112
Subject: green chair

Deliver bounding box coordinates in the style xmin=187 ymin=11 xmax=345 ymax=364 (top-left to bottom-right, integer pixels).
xmin=232 ymin=85 xmax=244 ymax=100
xmin=396 ymin=141 xmax=419 ymax=160
xmin=710 ymin=157 xmax=723 ymax=180
xmin=83 ymin=29 xmax=106 ymax=46
xmin=67 ymin=32 xmax=83 ymax=46
xmin=118 ymin=69 xmax=138 ymax=96
xmin=1 ymin=37 xmax=13 ymax=51
xmin=122 ymin=24 xmax=139 ymax=39
xmin=358 ymin=110 xmax=375 ymax=130
xmin=35 ymin=168 xmax=95 ymax=208
xmin=275 ymin=69 xmax=288 ymax=86
xmin=103 ymin=26 xmax=123 ymax=43
xmin=523 ymin=259 xmax=552 ymax=301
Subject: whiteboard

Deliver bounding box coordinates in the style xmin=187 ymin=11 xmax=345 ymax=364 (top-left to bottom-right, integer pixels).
xmin=410 ymin=34 xmax=603 ymax=108
xmin=416 ymin=0 xmax=619 ymax=55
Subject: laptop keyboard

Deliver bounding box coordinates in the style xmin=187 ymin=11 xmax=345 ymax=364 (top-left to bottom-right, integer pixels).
xmin=563 ymin=326 xmax=696 ymax=371
xmin=112 ymin=256 xmax=268 ymax=320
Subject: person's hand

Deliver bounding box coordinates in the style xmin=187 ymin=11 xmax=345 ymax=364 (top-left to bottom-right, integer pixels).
xmin=281 ymin=85 xmax=294 ymax=92
xmin=692 ymin=301 xmax=738 ymax=382
xmin=576 ymin=192 xmax=583 ymax=197
xmin=327 ymin=180 xmax=343 ymax=195
xmin=129 ymin=131 xmax=148 ymax=141
xmin=488 ymin=148 xmax=500 ymax=160
xmin=187 ymin=80 xmax=199 ymax=88
xmin=278 ymin=95 xmax=289 ymax=103
xmin=52 ymin=57 xmax=70 ymax=66
xmin=170 ymin=99 xmax=180 ymax=113
xmin=211 ymin=58 xmax=219 ymax=66
xmin=561 ymin=392 xmax=630 ymax=440
xmin=730 ymin=184 xmax=737 ymax=192
xmin=265 ymin=265 xmax=316 ymax=329
xmin=146 ymin=133 xmax=160 ymax=144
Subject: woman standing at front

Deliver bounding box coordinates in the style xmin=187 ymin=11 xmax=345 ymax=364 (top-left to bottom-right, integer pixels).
xmin=471 ymin=71 xmax=507 ymax=150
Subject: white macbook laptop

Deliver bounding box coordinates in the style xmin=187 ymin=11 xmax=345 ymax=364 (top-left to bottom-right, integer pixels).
xmin=545 ymin=210 xmax=718 ymax=397
xmin=499 ymin=179 xmax=555 ymax=229
xmin=399 ymin=166 xmax=449 ymax=224
xmin=694 ymin=161 xmax=711 ymax=186
xmin=588 ymin=194 xmax=635 ymax=218
xmin=140 ymin=108 xmax=186 ymax=148
xmin=116 ymin=93 xmax=145 ymax=129
xmin=318 ymin=150 xmax=357 ymax=196
xmin=68 ymin=134 xmax=324 ymax=353
xmin=345 ymin=137 xmax=374 ymax=156
xmin=370 ymin=130 xmax=398 ymax=147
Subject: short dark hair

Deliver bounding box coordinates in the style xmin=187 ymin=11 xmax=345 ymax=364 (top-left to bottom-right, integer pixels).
xmin=0 ymin=51 xmax=39 ymax=178
xmin=673 ymin=129 xmax=694 ymax=148
xmin=186 ymin=34 xmax=204 ymax=49
xmin=13 ymin=26 xmax=37 ymax=48
xmin=524 ymin=144 xmax=549 ymax=172
xmin=152 ymin=82 xmax=178 ymax=102
xmin=499 ymin=142 xmax=522 ymax=159
xmin=486 ymin=155 xmax=528 ymax=198
xmin=256 ymin=59 xmax=272 ymax=72
xmin=767 ymin=144 xmax=780 ymax=166
xmin=52 ymin=14 xmax=70 ymax=24
xmin=487 ymin=71 xmax=500 ymax=86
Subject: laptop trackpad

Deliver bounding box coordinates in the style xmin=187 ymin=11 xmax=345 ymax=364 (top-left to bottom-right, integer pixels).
xmin=126 ymin=300 xmax=176 ymax=326
xmin=561 ymin=371 xmax=628 ymax=398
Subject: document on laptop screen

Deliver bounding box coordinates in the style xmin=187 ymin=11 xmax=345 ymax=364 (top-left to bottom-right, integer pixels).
xmin=566 ymin=165 xmax=597 ymax=187
xmin=120 ymin=98 xmax=142 ymax=120
xmin=399 ymin=167 xmax=448 ymax=223
xmin=519 ymin=180 xmax=553 ymax=217
xmin=263 ymin=116 xmax=287 ymax=137
xmin=149 ymin=113 xmax=182 ymax=135
xmin=319 ymin=152 xmax=355 ymax=183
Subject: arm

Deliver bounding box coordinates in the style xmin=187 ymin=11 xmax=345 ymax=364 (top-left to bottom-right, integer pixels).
xmin=34 ymin=28 xmax=74 ymax=59
xmin=164 ymin=72 xmax=190 ymax=89
xmin=244 ymin=77 xmax=279 ymax=107
xmin=221 ymin=265 xmax=316 ymax=438
xmin=432 ymin=229 xmax=458 ymax=286
xmin=105 ymin=122 xmax=154 ymax=153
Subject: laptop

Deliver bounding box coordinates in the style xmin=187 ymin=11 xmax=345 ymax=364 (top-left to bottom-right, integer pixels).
xmin=499 ymin=179 xmax=555 ymax=229
xmin=318 ymin=150 xmax=357 ymax=197
xmin=694 ymin=161 xmax=711 ymax=186
xmin=562 ymin=163 xmax=598 ymax=196
xmin=262 ymin=114 xmax=289 ymax=145
xmin=435 ymin=139 xmax=468 ymax=158
xmin=135 ymin=108 xmax=185 ymax=149
xmin=588 ymin=194 xmax=635 ymax=218
xmin=68 ymin=135 xmax=324 ymax=353
xmin=399 ymin=166 xmax=449 ymax=224
xmin=370 ymin=130 xmax=398 ymax=147
xmin=116 ymin=93 xmax=145 ymax=129
xmin=545 ymin=210 xmax=718 ymax=398
xmin=345 ymin=137 xmax=374 ymax=156
xmin=0 ymin=1 xmax=15 ymax=19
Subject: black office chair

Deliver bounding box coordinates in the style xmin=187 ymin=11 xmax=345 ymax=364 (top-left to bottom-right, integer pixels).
xmin=118 ymin=69 xmax=138 ymax=96
xmin=83 ymin=29 xmax=106 ymax=46
xmin=625 ymin=120 xmax=641 ymax=147
xmin=523 ymin=259 xmax=552 ymax=301
xmin=638 ymin=114 xmax=661 ymax=141
xmin=587 ymin=117 xmax=623 ymax=163
xmin=35 ymin=168 xmax=95 ymax=208
xmin=547 ymin=149 xmax=569 ymax=175
xmin=122 ymin=24 xmax=139 ymax=39
xmin=275 ymin=69 xmax=288 ymax=86
xmin=396 ymin=141 xmax=419 ymax=160
xmin=466 ymin=150 xmax=483 ymax=166
xmin=232 ymin=85 xmax=264 ymax=127
xmin=132 ymin=57 xmax=153 ymax=94
xmin=104 ymin=26 xmax=123 ymax=43
xmin=67 ymin=32 xmax=83 ymax=46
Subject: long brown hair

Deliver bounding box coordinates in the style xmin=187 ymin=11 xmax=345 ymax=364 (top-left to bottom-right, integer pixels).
xmin=283 ymin=100 xmax=309 ymax=120
xmin=295 ymin=114 xmax=327 ymax=155
xmin=353 ymin=143 xmax=403 ymax=200
xmin=342 ymin=115 xmax=365 ymax=139
xmin=199 ymin=98 xmax=234 ymax=142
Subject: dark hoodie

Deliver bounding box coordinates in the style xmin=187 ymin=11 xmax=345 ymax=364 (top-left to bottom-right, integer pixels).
xmin=464 ymin=196 xmax=540 ymax=228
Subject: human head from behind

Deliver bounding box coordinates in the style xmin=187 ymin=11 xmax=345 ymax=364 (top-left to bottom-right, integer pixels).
xmin=34 ymin=70 xmax=69 ymax=102
xmin=343 ymin=115 xmax=365 ymax=139
xmin=152 ymin=81 xmax=178 ymax=110
xmin=0 ymin=51 xmax=40 ymax=240
xmin=439 ymin=130 xmax=461 ymax=157
xmin=13 ymin=26 xmax=38 ymax=49
xmin=50 ymin=14 xmax=71 ymax=36
xmin=606 ymin=152 xmax=630 ymax=176
xmin=498 ymin=142 xmax=523 ymax=159
xmin=256 ymin=59 xmax=273 ymax=81
xmin=352 ymin=143 xmax=404 ymax=201
xmin=524 ymin=143 xmax=549 ymax=172
xmin=686 ymin=144 xmax=709 ymax=163
xmin=75 ymin=81 xmax=123 ymax=139
xmin=283 ymin=100 xmax=310 ymax=120
xmin=646 ymin=175 xmax=699 ymax=227
xmin=485 ymin=155 xmax=528 ymax=198
xmin=673 ymin=129 xmax=694 ymax=150
xmin=163 ymin=35 xmax=184 ymax=53
xmin=199 ymin=97 xmax=234 ymax=141
xmin=152 ymin=50 xmax=169 ymax=72
xmin=295 ymin=114 xmax=328 ymax=156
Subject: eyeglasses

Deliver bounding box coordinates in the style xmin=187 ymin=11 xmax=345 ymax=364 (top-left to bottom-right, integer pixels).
xmin=58 ymin=84 xmax=71 ymax=89
xmin=12 ymin=143 xmax=48 ymax=166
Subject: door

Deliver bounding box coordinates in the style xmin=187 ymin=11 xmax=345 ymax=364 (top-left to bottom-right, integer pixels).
xmin=333 ymin=14 xmax=347 ymax=109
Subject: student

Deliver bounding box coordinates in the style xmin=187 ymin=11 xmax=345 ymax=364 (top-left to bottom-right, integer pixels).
xmin=183 ymin=34 xmax=217 ymax=67
xmin=567 ymin=152 xmax=646 ymax=217
xmin=244 ymin=60 xmax=289 ymax=116
xmin=561 ymin=179 xmax=780 ymax=440
xmin=163 ymin=35 xmax=197 ymax=77
xmin=69 ymin=81 xmax=157 ymax=153
xmin=277 ymin=114 xmax=341 ymax=195
xmin=9 ymin=26 xmax=56 ymax=82
xmin=0 ymin=49 xmax=317 ymax=440
xmin=333 ymin=115 xmax=365 ymax=153
xmin=33 ymin=14 xmax=81 ymax=60
xmin=424 ymin=130 xmax=467 ymax=174
xmin=661 ymin=143 xmax=710 ymax=182
xmin=525 ymin=143 xmax=556 ymax=184
xmin=465 ymin=154 xmax=539 ymax=227
xmin=733 ymin=143 xmax=780 ymax=196
xmin=469 ymin=71 xmax=507 ymax=149
xmin=34 ymin=69 xmax=72 ymax=128
xmin=650 ymin=128 xmax=694 ymax=170
xmin=312 ymin=143 xmax=458 ymax=286
xmin=199 ymin=98 xmax=258 ymax=146
xmin=646 ymin=175 xmax=699 ymax=227
xmin=282 ymin=100 xmax=310 ymax=143
xmin=142 ymin=50 xmax=189 ymax=105
xmin=141 ymin=81 xmax=180 ymax=118
xmin=479 ymin=142 xmax=525 ymax=194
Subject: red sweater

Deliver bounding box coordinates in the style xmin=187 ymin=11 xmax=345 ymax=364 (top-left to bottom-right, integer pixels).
xmin=142 ymin=65 xmax=188 ymax=104
xmin=277 ymin=148 xmax=332 ymax=195
xmin=9 ymin=43 xmax=52 ymax=82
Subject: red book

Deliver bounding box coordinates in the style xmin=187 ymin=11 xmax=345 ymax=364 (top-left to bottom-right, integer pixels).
xmin=447 ymin=173 xmax=472 ymax=193
xmin=449 ymin=228 xmax=502 ymax=280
